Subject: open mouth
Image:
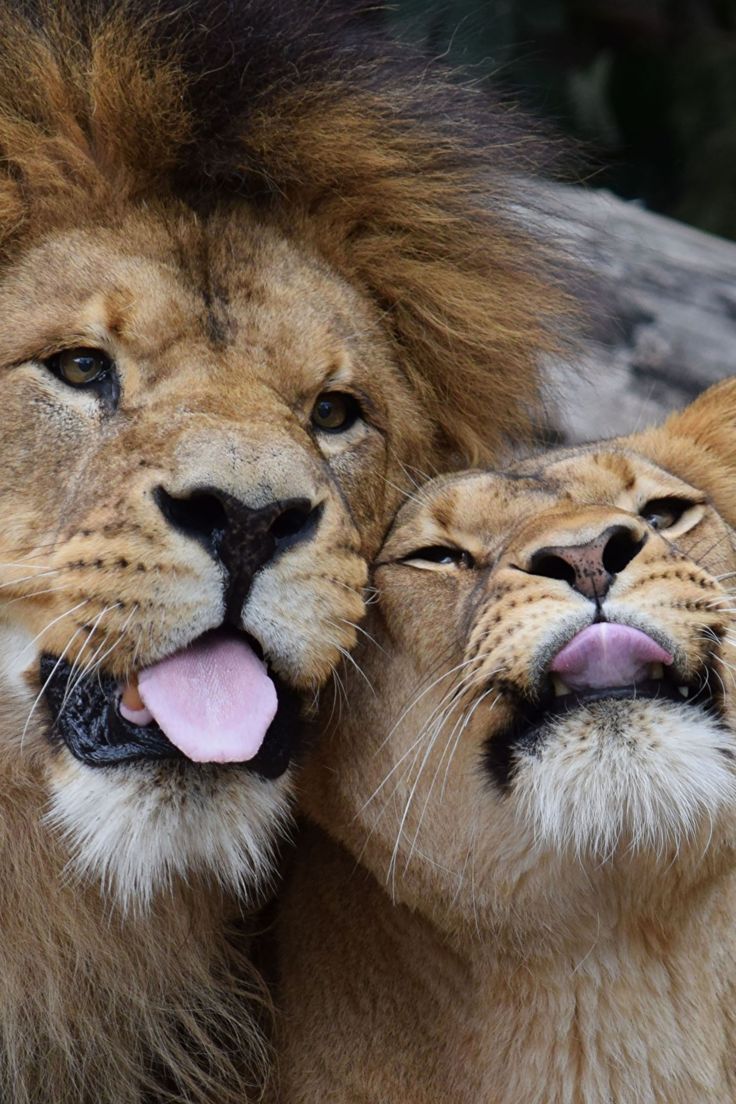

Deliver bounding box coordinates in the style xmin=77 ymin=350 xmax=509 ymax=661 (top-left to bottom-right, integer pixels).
xmin=537 ymin=622 xmax=717 ymax=720
xmin=40 ymin=629 xmax=302 ymax=779
xmin=535 ymin=665 xmax=715 ymax=717
xmin=486 ymin=622 xmax=719 ymax=787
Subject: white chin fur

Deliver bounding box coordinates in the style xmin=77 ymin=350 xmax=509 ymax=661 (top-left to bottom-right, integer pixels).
xmin=512 ymin=700 xmax=736 ymax=861
xmin=46 ymin=755 xmax=293 ymax=913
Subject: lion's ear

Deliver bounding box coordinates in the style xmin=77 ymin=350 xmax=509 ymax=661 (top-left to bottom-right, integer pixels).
xmin=628 ymin=376 xmax=736 ymax=521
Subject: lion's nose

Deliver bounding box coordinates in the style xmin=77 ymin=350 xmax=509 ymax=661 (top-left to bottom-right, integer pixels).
xmin=526 ymin=523 xmax=646 ymax=602
xmin=154 ymin=485 xmax=321 ymax=619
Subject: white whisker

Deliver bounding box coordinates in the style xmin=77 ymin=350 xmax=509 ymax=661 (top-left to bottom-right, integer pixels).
xmin=20 ymin=625 xmax=88 ymax=748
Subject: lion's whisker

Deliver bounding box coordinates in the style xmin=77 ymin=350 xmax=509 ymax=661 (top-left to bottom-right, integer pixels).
xmin=59 ymin=604 xmax=119 ymax=713
xmin=20 ymin=624 xmax=88 ymax=749
xmin=14 ymin=598 xmax=91 ymax=662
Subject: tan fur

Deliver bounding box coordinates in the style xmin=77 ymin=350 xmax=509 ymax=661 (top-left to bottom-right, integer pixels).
xmin=0 ymin=2 xmax=575 ymax=1100
xmin=277 ymin=378 xmax=736 ymax=1103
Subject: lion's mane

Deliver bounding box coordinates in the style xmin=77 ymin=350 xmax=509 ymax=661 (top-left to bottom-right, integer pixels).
xmin=0 ymin=0 xmax=572 ymax=463
xmin=0 ymin=3 xmax=575 ymax=1100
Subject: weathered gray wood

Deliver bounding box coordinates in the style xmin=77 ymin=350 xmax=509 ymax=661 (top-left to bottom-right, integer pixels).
xmin=533 ymin=185 xmax=736 ymax=442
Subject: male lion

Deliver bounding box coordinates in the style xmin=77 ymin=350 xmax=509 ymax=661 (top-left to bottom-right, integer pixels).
xmin=277 ymin=377 xmax=736 ymax=1104
xmin=0 ymin=0 xmax=572 ymax=1100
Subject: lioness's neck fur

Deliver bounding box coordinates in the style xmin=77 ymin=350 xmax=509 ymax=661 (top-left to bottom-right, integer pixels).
xmin=276 ymin=380 xmax=736 ymax=1104
xmin=0 ymin=761 xmax=266 ymax=1104
xmin=278 ymin=826 xmax=736 ymax=1104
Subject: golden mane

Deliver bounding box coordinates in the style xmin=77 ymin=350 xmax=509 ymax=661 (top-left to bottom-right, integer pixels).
xmin=0 ymin=5 xmax=579 ymax=1098
xmin=0 ymin=0 xmax=574 ymax=464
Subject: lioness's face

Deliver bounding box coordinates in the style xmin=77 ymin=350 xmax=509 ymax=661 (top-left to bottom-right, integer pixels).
xmin=0 ymin=204 xmax=431 ymax=904
xmin=307 ymin=439 xmax=736 ymax=932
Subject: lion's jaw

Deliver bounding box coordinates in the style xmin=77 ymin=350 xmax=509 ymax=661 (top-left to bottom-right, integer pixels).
xmin=0 ymin=204 xmax=432 ymax=907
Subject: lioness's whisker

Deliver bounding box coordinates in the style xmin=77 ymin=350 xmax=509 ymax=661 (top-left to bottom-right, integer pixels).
xmin=363 ymin=680 xmax=473 ymax=804
xmin=387 ymin=672 xmax=495 ymax=894
xmin=378 ymin=654 xmax=479 ymax=753
xmin=404 ymin=687 xmax=501 ymax=876
xmin=369 ymin=660 xmax=499 ymax=808
xmin=330 ymin=663 xmax=349 ymax=731
xmin=336 ymin=644 xmax=375 ymax=696
xmin=336 ymin=617 xmax=385 ymax=653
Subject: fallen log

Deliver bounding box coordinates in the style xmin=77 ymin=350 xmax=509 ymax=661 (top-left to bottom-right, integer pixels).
xmin=536 ymin=185 xmax=736 ymax=442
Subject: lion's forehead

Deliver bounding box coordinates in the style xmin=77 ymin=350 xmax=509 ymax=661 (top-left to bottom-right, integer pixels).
xmin=0 ymin=208 xmax=376 ymax=403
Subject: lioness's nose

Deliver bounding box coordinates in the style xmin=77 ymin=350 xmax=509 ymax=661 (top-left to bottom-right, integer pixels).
xmin=155 ymin=485 xmax=321 ymax=616
xmin=526 ymin=523 xmax=646 ymax=601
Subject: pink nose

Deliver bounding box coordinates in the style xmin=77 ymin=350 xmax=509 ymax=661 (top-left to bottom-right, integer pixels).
xmin=550 ymin=623 xmax=672 ymax=691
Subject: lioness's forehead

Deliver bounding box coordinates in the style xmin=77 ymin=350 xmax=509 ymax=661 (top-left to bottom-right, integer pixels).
xmin=511 ymin=445 xmax=641 ymax=498
xmin=388 ymin=445 xmax=698 ymax=549
xmin=0 ymin=205 xmax=371 ymax=393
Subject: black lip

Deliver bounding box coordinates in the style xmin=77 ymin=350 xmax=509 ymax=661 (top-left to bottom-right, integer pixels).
xmin=40 ymin=652 xmax=302 ymax=780
xmin=485 ymin=671 xmax=719 ymax=790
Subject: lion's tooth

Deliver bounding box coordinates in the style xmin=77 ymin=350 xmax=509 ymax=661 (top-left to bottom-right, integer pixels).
xmin=121 ymin=676 xmax=145 ymax=712
xmin=552 ymin=675 xmax=571 ymax=698
xmin=678 ymin=685 xmax=690 ymax=698
xmin=649 ymin=662 xmax=664 ymax=680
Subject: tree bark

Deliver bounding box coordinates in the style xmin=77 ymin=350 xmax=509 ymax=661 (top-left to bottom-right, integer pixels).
xmin=536 ymin=185 xmax=736 ymax=443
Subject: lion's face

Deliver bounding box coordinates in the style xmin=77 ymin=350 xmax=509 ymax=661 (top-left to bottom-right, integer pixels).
xmin=0 ymin=203 xmax=433 ymax=905
xmin=305 ymin=413 xmax=736 ymax=936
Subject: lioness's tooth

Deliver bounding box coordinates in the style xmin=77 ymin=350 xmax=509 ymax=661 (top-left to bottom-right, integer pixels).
xmin=552 ymin=675 xmax=570 ymax=698
xmin=678 ymin=685 xmax=690 ymax=698
xmin=649 ymin=662 xmax=664 ymax=680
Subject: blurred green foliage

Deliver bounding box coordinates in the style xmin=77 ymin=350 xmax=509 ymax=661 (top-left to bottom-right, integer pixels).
xmin=387 ymin=1 xmax=736 ymax=240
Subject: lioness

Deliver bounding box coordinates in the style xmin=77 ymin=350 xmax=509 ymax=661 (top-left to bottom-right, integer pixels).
xmin=277 ymin=377 xmax=736 ymax=1103
xmin=0 ymin=0 xmax=571 ymax=1100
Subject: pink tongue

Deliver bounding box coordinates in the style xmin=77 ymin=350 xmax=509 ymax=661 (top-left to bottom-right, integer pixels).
xmin=135 ymin=632 xmax=278 ymax=764
xmin=550 ymin=623 xmax=672 ymax=692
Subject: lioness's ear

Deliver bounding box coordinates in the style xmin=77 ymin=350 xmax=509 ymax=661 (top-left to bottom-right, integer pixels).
xmin=628 ymin=376 xmax=736 ymax=522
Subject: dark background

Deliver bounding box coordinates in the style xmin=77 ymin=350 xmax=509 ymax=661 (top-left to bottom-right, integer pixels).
xmin=382 ymin=0 xmax=736 ymax=241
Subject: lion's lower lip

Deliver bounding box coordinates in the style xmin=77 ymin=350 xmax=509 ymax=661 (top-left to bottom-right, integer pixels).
xmin=39 ymin=648 xmax=302 ymax=780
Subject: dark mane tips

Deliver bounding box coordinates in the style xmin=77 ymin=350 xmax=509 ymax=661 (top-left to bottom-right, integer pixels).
xmin=0 ymin=0 xmax=578 ymax=463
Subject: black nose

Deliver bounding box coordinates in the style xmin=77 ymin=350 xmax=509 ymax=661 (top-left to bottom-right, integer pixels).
xmin=155 ymin=485 xmax=321 ymax=620
xmin=527 ymin=524 xmax=646 ymax=602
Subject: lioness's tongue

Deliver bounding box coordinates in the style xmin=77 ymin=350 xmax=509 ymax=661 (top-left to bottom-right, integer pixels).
xmin=550 ymin=623 xmax=672 ymax=691
xmin=136 ymin=632 xmax=277 ymax=763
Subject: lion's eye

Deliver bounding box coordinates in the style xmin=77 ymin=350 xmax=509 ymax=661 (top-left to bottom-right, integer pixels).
xmin=404 ymin=545 xmax=475 ymax=568
xmin=311 ymin=391 xmax=361 ymax=433
xmin=640 ymin=497 xmax=692 ymax=530
xmin=46 ymin=347 xmax=114 ymax=387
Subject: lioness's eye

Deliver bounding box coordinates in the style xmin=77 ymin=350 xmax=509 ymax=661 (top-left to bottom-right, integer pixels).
xmin=640 ymin=497 xmax=693 ymax=531
xmin=404 ymin=546 xmax=475 ymax=568
xmin=46 ymin=347 xmax=114 ymax=387
xmin=311 ymin=391 xmax=361 ymax=433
